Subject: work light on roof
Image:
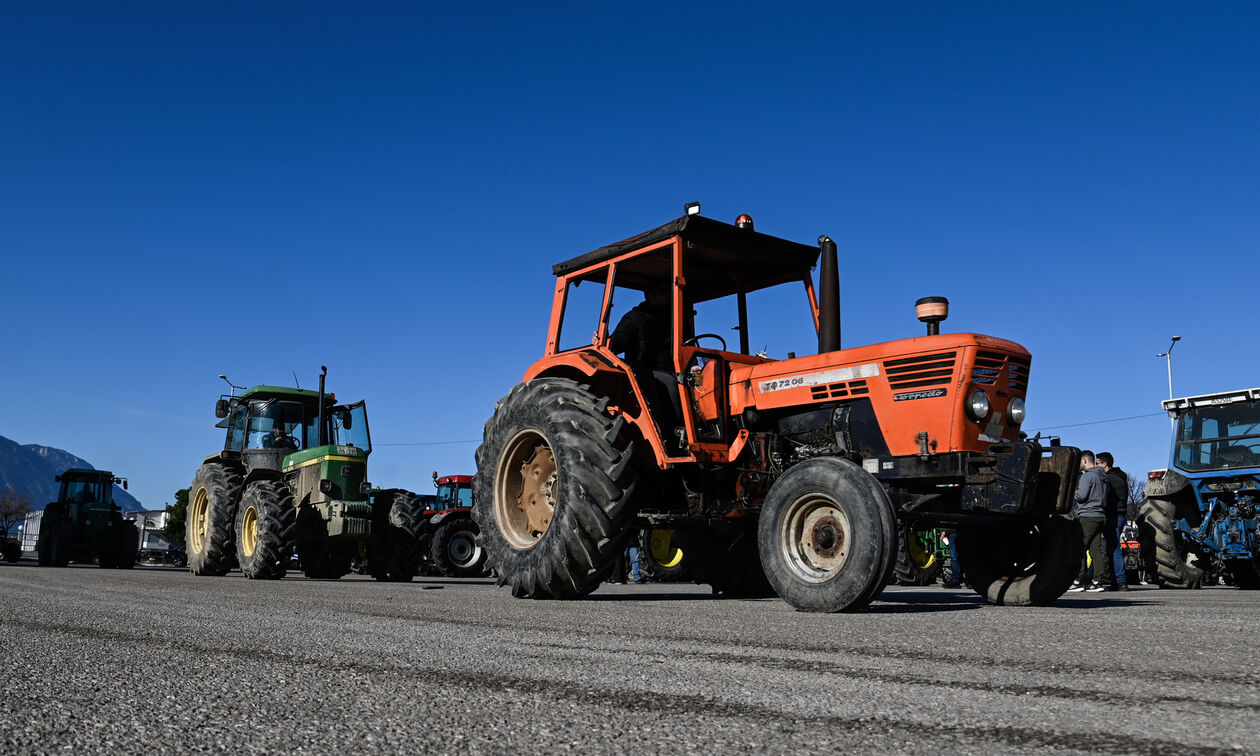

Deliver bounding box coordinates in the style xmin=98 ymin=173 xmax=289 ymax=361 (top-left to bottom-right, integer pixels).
xmin=684 ymin=201 xmax=701 ymax=216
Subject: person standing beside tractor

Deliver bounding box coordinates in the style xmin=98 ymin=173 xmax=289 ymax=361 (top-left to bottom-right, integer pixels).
xmin=1069 ymin=451 xmax=1108 ymax=592
xmin=1097 ymin=452 xmax=1130 ymax=592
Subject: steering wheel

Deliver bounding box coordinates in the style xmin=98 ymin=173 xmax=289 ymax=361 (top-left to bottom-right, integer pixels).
xmin=684 ymin=333 xmax=728 ymax=351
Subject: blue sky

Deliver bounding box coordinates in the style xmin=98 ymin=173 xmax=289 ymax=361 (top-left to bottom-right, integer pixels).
xmin=3 ymin=2 xmax=1257 ymax=508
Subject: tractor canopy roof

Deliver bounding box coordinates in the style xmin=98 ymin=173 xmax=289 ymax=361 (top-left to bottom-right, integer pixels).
xmin=1163 ymin=387 xmax=1260 ymax=413
xmin=58 ymin=468 xmax=115 ymax=481
xmin=436 ymin=474 xmax=474 ymax=486
xmin=239 ymin=385 xmax=335 ymax=405
xmin=552 ymin=214 xmax=820 ymax=304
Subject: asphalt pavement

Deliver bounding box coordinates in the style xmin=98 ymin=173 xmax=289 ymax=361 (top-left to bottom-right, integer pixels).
xmin=2 ymin=562 xmax=1256 ymax=754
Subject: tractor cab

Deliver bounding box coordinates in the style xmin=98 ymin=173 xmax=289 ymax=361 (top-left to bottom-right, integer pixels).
xmin=216 ymin=386 xmax=371 ymax=474
xmin=56 ymin=469 xmax=126 ymax=524
xmin=431 ymin=473 xmax=475 ymax=513
xmin=1165 ymin=389 xmax=1260 ymax=474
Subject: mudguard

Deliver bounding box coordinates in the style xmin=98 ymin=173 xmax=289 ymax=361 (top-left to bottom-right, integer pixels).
xmin=1144 ymin=468 xmax=1190 ymax=498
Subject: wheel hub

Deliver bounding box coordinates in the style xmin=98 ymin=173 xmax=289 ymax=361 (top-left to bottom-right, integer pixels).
xmin=241 ymin=505 xmax=258 ymax=558
xmin=516 ymin=445 xmax=556 ymax=540
xmin=190 ymin=488 xmax=209 ymax=553
xmin=809 ymin=514 xmax=845 ymax=560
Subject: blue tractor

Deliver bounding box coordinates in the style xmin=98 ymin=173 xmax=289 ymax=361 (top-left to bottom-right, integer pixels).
xmin=1143 ymin=387 xmax=1260 ymax=588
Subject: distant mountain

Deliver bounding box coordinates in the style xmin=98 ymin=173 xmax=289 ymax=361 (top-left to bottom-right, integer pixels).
xmin=0 ymin=435 xmax=144 ymax=512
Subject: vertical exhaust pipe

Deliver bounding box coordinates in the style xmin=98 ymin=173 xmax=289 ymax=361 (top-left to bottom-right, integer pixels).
xmin=316 ymin=365 xmax=328 ymax=446
xmin=818 ymin=235 xmax=841 ymax=353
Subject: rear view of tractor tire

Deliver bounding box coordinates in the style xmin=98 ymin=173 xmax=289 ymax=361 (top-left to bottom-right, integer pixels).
xmin=432 ymin=518 xmax=487 ymax=577
xmin=473 ymin=378 xmax=637 ymax=599
xmin=757 ymin=457 xmax=897 ymax=612
xmin=894 ymin=527 xmax=943 ymax=586
xmin=369 ymin=491 xmax=425 ymax=582
xmin=117 ymin=522 xmax=139 ymax=569
xmin=1146 ymin=497 xmax=1205 ymax=589
xmin=188 ymin=462 xmax=243 ymax=576
xmin=234 ymin=480 xmax=295 ymax=579
xmin=956 ymin=515 xmax=1081 ymax=605
xmin=37 ymin=504 xmax=72 ymax=568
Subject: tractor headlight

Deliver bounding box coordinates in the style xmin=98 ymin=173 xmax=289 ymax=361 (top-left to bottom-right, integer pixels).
xmin=1008 ymin=397 xmax=1026 ymax=424
xmin=360 ymin=481 xmax=373 ymax=495
xmin=319 ymin=479 xmax=333 ymax=494
xmin=966 ymin=390 xmax=991 ymax=421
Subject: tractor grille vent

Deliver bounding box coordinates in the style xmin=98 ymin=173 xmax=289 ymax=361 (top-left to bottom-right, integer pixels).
xmin=973 ymin=350 xmax=1031 ymax=391
xmin=810 ymin=379 xmax=870 ymax=401
xmin=884 ymin=352 xmax=957 ymax=390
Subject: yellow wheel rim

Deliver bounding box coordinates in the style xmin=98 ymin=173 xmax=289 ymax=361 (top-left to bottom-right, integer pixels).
xmin=190 ymin=487 xmax=209 ymax=554
xmin=649 ymin=529 xmax=684 ymax=568
xmin=241 ymin=505 xmax=258 ymax=558
xmin=907 ymin=530 xmax=936 ymax=570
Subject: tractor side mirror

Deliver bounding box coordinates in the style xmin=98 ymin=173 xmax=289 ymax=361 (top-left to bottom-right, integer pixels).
xmin=122 ymin=480 xmax=128 ymax=490
xmin=215 ymin=399 xmax=230 ymax=418
xmin=339 ymin=410 xmax=352 ymax=429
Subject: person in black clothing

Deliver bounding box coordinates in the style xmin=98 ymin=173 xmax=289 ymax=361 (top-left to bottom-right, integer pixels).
xmin=607 ymin=283 xmax=681 ymax=440
xmin=1097 ymin=451 xmax=1130 ymax=591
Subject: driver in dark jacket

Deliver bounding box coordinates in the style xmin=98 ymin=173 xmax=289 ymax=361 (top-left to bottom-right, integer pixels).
xmin=608 ymin=283 xmax=680 ymax=442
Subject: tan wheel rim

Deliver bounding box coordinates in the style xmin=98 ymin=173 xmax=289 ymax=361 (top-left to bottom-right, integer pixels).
xmin=779 ymin=495 xmax=851 ymax=583
xmin=495 ymin=430 xmax=557 ymax=550
xmin=240 ymin=504 xmax=258 ymax=558
xmin=190 ymin=487 xmax=210 ymax=554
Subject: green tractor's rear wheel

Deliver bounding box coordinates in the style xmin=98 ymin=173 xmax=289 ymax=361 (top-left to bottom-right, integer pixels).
xmin=234 ymin=479 xmax=295 ymax=580
xmin=369 ymin=491 xmax=425 ymax=582
xmin=957 ymin=515 xmax=1081 ymax=605
xmin=639 ymin=528 xmax=689 ymax=582
xmin=894 ymin=527 xmax=944 ymax=586
xmin=757 ymin=457 xmax=897 ymax=612
xmin=431 ymin=517 xmax=486 ymax=577
xmin=188 ymin=463 xmax=243 ymax=576
xmin=473 ymin=378 xmax=637 ymax=599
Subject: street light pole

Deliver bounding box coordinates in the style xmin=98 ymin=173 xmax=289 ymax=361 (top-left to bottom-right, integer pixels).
xmin=1156 ymin=336 xmax=1181 ymax=401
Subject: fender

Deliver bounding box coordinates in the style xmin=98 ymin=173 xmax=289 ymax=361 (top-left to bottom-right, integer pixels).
xmin=1145 ymin=468 xmax=1190 ymax=498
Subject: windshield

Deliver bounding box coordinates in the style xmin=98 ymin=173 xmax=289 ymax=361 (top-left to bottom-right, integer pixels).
xmin=436 ymin=482 xmax=474 ymax=509
xmin=1173 ymin=402 xmax=1260 ymax=471
xmin=62 ymin=479 xmax=106 ymax=505
xmin=246 ymin=400 xmax=311 ymax=451
xmin=331 ymin=402 xmax=370 ymax=453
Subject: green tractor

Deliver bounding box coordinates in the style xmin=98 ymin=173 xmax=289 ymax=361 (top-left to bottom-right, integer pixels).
xmin=187 ymin=367 xmax=424 ymax=580
xmin=36 ymin=469 xmax=138 ymax=568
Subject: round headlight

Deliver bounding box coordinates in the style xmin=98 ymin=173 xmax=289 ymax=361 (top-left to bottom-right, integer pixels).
xmin=1008 ymin=397 xmax=1026 ymax=424
xmin=966 ymin=390 xmax=991 ymax=421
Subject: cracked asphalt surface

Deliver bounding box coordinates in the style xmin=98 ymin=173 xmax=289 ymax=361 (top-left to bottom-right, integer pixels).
xmin=2 ymin=562 xmax=1257 ymax=754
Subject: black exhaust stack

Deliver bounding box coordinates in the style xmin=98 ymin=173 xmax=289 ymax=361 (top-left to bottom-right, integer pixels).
xmin=316 ymin=365 xmax=328 ymax=446
xmin=818 ymin=235 xmax=841 ymax=353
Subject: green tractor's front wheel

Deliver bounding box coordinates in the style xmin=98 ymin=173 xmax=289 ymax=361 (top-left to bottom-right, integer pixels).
xmin=234 ymin=480 xmax=296 ymax=580
xmin=188 ymin=463 xmax=243 ymax=576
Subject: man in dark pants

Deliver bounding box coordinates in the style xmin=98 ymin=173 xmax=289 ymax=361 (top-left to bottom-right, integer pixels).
xmin=1097 ymin=451 xmax=1130 ymax=591
xmin=1069 ymin=450 xmax=1108 ymax=592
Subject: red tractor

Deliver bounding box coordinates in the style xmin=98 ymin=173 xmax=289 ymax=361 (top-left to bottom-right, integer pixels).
xmin=473 ymin=208 xmax=1081 ymax=612
xmin=418 ymin=473 xmax=487 ymax=577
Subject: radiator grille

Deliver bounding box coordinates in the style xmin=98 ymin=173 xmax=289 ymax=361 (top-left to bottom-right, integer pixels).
xmin=884 ymin=352 xmax=957 ymax=390
xmin=973 ymin=350 xmax=1031 ymax=391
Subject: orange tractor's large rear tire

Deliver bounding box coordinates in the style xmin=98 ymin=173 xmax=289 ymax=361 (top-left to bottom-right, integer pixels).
xmin=187 ymin=462 xmax=242 ymax=576
xmin=473 ymin=378 xmax=637 ymax=599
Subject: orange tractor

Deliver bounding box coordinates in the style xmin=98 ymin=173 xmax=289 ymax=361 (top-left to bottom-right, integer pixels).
xmin=473 ymin=209 xmax=1081 ymax=612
